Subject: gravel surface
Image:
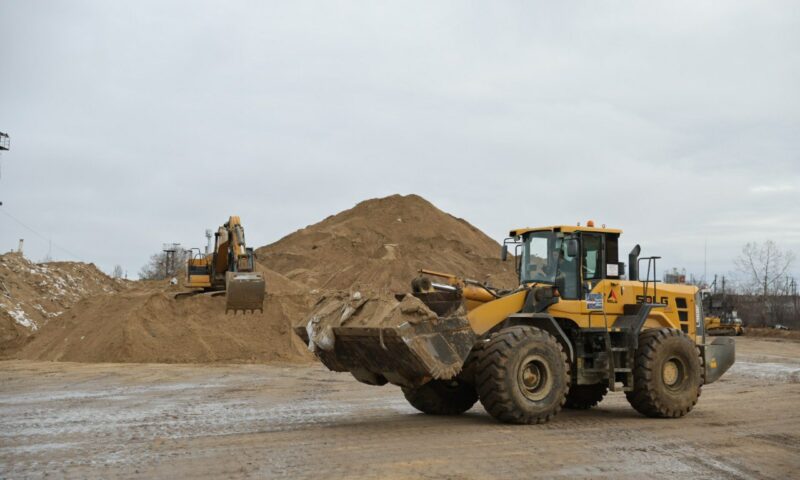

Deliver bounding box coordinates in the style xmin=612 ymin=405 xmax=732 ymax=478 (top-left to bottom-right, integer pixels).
xmin=2 ymin=337 xmax=799 ymax=479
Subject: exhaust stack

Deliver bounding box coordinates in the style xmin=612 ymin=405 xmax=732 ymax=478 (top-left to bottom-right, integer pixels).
xmin=205 ymin=229 xmax=213 ymax=255
xmin=628 ymin=245 xmax=641 ymax=281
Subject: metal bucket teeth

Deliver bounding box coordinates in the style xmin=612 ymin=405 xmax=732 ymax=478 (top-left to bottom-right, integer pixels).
xmin=225 ymin=271 xmax=266 ymax=313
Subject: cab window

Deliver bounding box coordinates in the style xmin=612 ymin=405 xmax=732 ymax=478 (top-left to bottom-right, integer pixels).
xmin=557 ymin=240 xmax=580 ymax=299
xmin=582 ymin=234 xmax=603 ymax=281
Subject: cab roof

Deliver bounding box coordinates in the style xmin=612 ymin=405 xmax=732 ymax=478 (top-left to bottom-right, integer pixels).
xmin=509 ymin=225 xmax=623 ymax=237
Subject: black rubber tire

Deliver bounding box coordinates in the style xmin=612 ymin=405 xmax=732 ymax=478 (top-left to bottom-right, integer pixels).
xmin=458 ymin=341 xmax=486 ymax=387
xmin=564 ymin=384 xmax=608 ymax=409
xmin=625 ymin=328 xmax=703 ymax=418
xmin=476 ymin=326 xmax=570 ymax=424
xmin=402 ymin=379 xmax=478 ymax=415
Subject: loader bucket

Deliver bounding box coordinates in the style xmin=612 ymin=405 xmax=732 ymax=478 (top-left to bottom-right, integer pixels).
xmin=225 ymin=271 xmax=266 ymax=313
xmin=295 ymin=292 xmax=477 ymax=388
xmin=703 ymin=336 xmax=735 ymax=384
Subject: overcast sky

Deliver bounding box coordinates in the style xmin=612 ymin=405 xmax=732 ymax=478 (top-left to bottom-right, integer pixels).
xmin=1 ymin=1 xmax=798 ymax=284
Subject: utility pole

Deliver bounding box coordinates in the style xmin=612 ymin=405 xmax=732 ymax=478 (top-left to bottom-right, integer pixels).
xmin=162 ymin=243 xmax=181 ymax=278
xmin=0 ymin=131 xmax=9 ymax=206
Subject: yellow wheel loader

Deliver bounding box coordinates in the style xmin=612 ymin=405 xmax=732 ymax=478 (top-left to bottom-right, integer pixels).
xmin=296 ymin=223 xmax=735 ymax=424
xmin=179 ymin=216 xmax=265 ymax=313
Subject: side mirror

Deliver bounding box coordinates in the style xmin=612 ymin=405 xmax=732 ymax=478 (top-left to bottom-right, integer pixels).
xmin=501 ymin=244 xmax=508 ymax=261
xmin=566 ymin=238 xmax=579 ymax=258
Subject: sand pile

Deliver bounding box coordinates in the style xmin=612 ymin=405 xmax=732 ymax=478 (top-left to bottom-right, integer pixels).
xmin=0 ymin=252 xmax=128 ymax=356
xmin=307 ymin=291 xmax=439 ymax=332
xmin=303 ymin=291 xmax=455 ymax=348
xmin=18 ymin=193 xmax=519 ymax=364
xmin=19 ymin=262 xmax=313 ymax=363
xmin=256 ymin=194 xmax=517 ymax=293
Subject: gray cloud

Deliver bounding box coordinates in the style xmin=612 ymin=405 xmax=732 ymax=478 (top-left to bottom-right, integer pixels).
xmin=0 ymin=0 xmax=798 ymax=284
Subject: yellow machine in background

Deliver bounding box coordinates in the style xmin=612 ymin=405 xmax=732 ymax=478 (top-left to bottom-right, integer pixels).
xmin=298 ymin=222 xmax=735 ymax=424
xmin=705 ymin=314 xmax=744 ymax=336
xmin=701 ymin=278 xmax=745 ymax=336
xmin=181 ymin=216 xmax=265 ymax=313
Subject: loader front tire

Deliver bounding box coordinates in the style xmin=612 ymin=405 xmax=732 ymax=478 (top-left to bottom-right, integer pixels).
xmin=626 ymin=328 xmax=702 ymax=418
xmin=564 ymin=384 xmax=608 ymax=409
xmin=402 ymin=379 xmax=478 ymax=415
xmin=477 ymin=326 xmax=570 ymax=424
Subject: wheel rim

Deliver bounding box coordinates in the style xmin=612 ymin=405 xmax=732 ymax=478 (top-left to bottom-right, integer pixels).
xmin=517 ymin=354 xmax=552 ymax=401
xmin=662 ymin=357 xmax=685 ymax=390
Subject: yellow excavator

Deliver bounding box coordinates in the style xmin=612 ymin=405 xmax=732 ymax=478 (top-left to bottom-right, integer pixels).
xmin=296 ymin=222 xmax=735 ymax=424
xmin=180 ymin=216 xmax=265 ymax=313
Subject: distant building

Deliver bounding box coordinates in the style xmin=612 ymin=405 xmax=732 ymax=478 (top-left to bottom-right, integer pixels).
xmin=664 ymin=267 xmax=687 ymax=284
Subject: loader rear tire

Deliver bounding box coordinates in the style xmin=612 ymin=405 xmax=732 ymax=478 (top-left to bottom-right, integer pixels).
xmin=564 ymin=384 xmax=608 ymax=409
xmin=402 ymin=379 xmax=478 ymax=415
xmin=476 ymin=326 xmax=570 ymax=424
xmin=626 ymin=328 xmax=702 ymax=418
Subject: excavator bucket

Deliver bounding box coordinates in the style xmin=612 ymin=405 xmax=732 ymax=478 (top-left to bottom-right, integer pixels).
xmin=225 ymin=271 xmax=266 ymax=313
xmin=294 ymin=291 xmax=477 ymax=388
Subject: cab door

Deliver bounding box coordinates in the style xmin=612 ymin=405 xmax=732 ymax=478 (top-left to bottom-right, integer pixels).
xmin=580 ymin=232 xmax=624 ymax=326
xmin=579 ymin=233 xmax=604 ymax=326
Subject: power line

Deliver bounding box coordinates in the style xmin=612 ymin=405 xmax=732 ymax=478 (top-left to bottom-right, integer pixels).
xmin=0 ymin=207 xmax=84 ymax=262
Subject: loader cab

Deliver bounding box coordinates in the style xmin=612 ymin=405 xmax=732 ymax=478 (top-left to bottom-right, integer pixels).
xmin=509 ymin=224 xmax=623 ymax=301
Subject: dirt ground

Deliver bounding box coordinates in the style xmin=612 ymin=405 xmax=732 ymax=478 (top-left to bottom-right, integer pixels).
xmin=2 ymin=337 xmax=799 ymax=479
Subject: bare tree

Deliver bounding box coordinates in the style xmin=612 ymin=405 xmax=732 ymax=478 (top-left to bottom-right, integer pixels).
xmin=734 ymin=240 xmax=796 ymax=325
xmin=138 ymin=250 xmax=190 ymax=280
xmin=735 ymin=241 xmax=795 ymax=297
xmin=112 ymin=264 xmax=124 ymax=279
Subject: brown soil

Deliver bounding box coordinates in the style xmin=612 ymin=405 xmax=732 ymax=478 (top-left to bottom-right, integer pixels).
xmin=0 ymin=252 xmax=128 ymax=356
xmin=18 ymin=263 xmax=313 ymax=363
xmin=256 ymin=194 xmax=517 ymax=292
xmin=303 ymin=292 xmax=444 ymax=351
xmin=742 ymin=327 xmax=800 ymax=341
xmin=16 ymin=194 xmax=514 ymax=364
xmin=19 ymin=290 xmax=312 ymax=363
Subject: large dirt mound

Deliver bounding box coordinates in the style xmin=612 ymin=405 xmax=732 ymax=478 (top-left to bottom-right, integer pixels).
xmin=18 ymin=194 xmax=519 ymax=364
xmin=0 ymin=252 xmax=128 ymax=356
xmin=19 ymin=263 xmax=313 ymax=363
xmin=256 ymin=194 xmax=517 ymax=292
xmin=20 ymin=290 xmax=312 ymax=363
